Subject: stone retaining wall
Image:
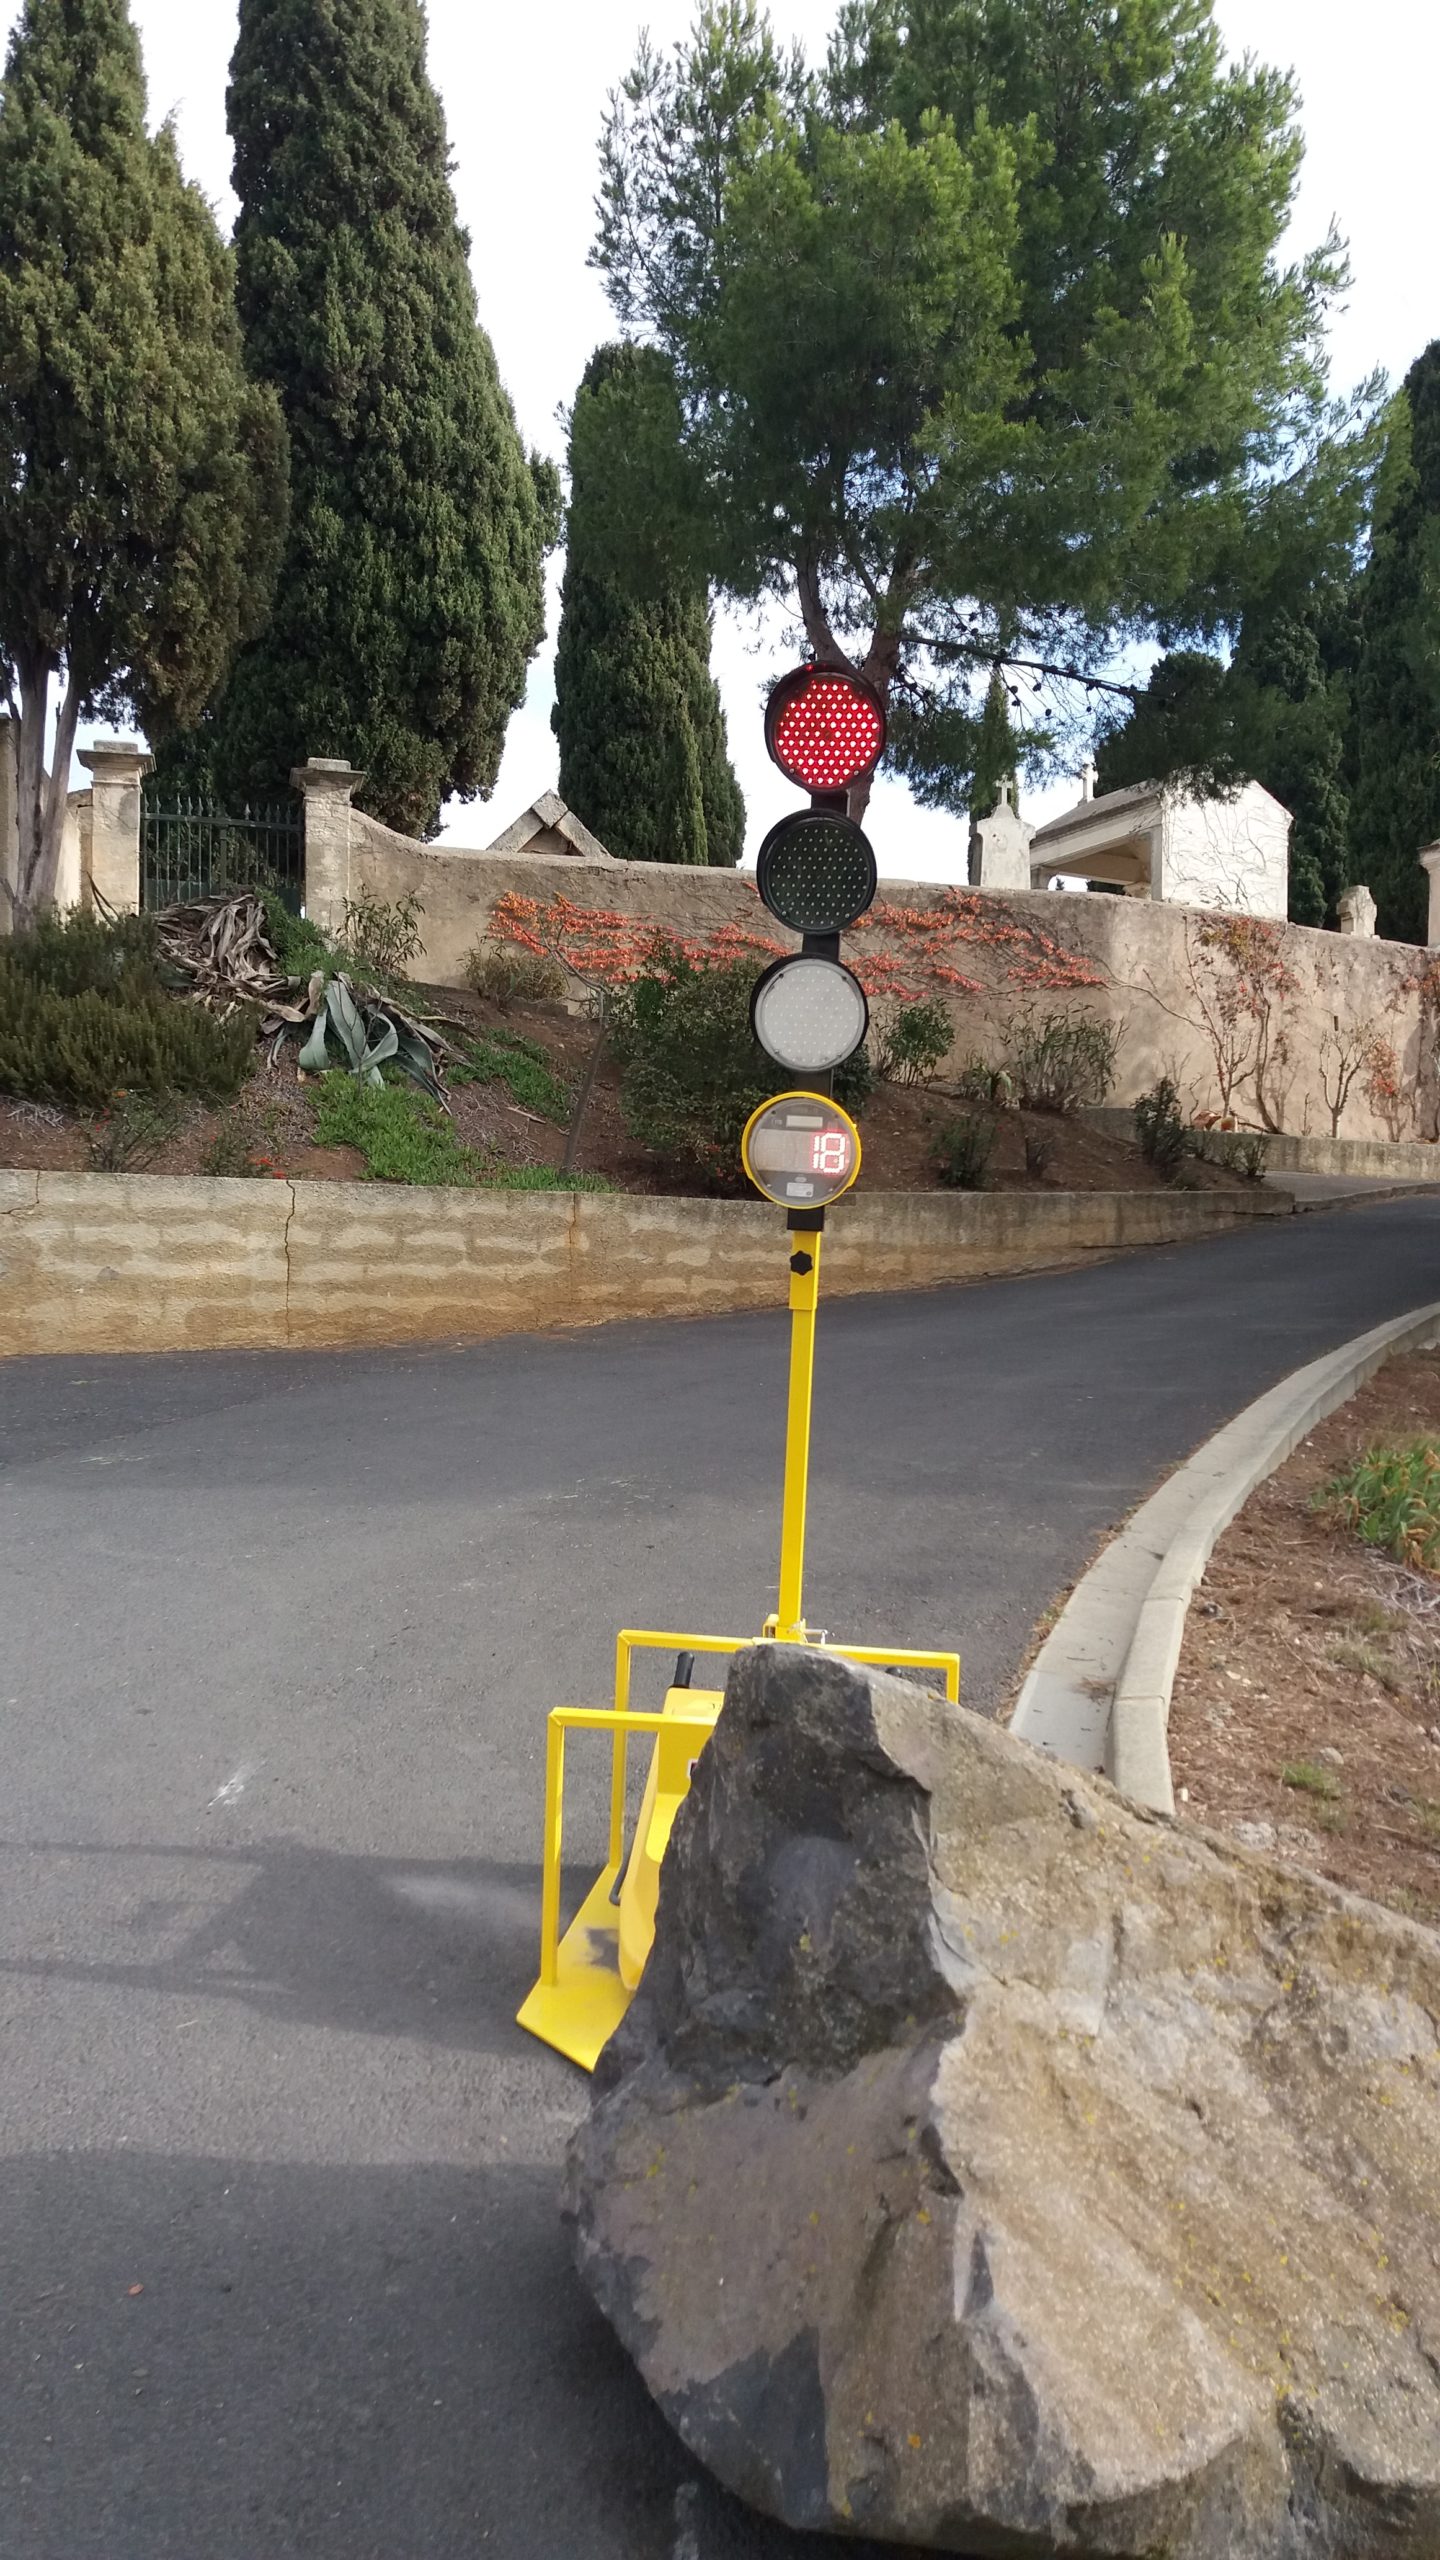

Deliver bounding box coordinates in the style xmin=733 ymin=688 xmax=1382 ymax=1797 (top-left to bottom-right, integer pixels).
xmin=0 ymin=1172 xmax=1285 ymax=1358
xmin=1082 ymin=1110 xmax=1440 ymax=1182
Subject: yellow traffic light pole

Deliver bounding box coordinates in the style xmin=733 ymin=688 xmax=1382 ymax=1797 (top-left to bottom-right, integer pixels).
xmin=771 ymin=1230 xmax=822 ymax=1642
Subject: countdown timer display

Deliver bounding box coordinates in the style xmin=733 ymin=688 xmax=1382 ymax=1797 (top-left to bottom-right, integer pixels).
xmin=741 ymin=1093 xmax=863 ymax=1209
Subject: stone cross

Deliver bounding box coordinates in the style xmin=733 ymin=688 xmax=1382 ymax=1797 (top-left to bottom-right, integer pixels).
xmin=1337 ymin=884 xmax=1377 ymax=939
xmin=1080 ymin=760 xmax=1097 ymax=803
xmin=969 ymin=780 xmax=1035 ymax=892
xmin=1421 ymin=844 xmax=1440 ymax=950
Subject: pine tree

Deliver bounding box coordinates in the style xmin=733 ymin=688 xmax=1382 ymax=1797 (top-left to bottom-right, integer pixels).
xmin=552 ymin=346 xmax=744 ymax=866
xmin=592 ymin=0 xmax=1372 ymax=823
xmin=213 ymin=0 xmax=557 ymax=838
xmin=1349 ymin=345 xmax=1440 ymax=941
xmin=0 ymin=0 xmax=286 ymax=922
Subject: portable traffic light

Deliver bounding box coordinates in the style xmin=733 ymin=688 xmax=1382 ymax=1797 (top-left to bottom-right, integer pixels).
xmin=516 ymin=656 xmax=959 ymax=2078
xmin=751 ymin=664 xmax=883 ymax=1084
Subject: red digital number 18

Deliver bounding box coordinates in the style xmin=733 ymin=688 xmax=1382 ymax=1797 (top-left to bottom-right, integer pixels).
xmin=812 ymin=1130 xmax=848 ymax=1177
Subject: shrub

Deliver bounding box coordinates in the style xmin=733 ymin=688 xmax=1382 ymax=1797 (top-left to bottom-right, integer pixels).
xmin=1211 ymin=1129 xmax=1272 ymax=1181
xmin=935 ymin=1110 xmax=996 ymax=1190
xmin=295 ymin=976 xmax=444 ymax=1098
xmin=1316 ymin=1442 xmax=1440 ymax=1573
xmin=0 ymin=973 xmax=257 ymax=1113
xmin=340 ymin=888 xmax=424 ymax=981
xmin=954 ymin=1053 xmax=1014 ymax=1110
xmin=2 ymin=906 xmax=164 ymax=1001
xmin=1232 ymin=1132 xmax=1271 ymax=1181
xmin=201 ymin=1114 xmax=272 ymax=1177
xmin=1134 ymin=1077 xmax=1190 ymax=1183
xmin=1023 ymin=1124 xmax=1057 ymax=1180
xmin=464 ymin=941 xmax=567 ymax=1006
xmin=87 ymin=1092 xmax=183 ymax=1171
xmin=834 ymin=1044 xmax=876 ymax=1113
xmin=875 ymin=998 xmax=952 ymax=1088
xmin=451 ymin=1029 xmax=570 ymax=1124
xmin=609 ymin=943 xmax=775 ymax=1188
xmin=608 ymin=939 xmax=873 ymax=1189
xmin=262 ymin=893 xmax=333 ymax=981
xmin=1004 ymin=1009 xmax=1117 ymax=1113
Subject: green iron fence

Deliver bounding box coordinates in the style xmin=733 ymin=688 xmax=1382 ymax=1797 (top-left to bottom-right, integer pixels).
xmin=141 ymin=791 xmax=304 ymax=912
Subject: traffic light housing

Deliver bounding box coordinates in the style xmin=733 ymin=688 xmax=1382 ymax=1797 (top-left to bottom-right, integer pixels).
xmin=751 ymin=665 xmax=883 ymax=1093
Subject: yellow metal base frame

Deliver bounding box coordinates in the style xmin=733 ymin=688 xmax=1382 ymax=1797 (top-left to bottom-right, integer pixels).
xmin=517 ymin=1626 xmax=960 ymax=2071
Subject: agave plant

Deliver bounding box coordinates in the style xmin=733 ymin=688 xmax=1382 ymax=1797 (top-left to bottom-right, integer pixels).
xmin=295 ymin=975 xmax=446 ymax=1101
xmin=154 ymin=893 xmax=461 ymax=1106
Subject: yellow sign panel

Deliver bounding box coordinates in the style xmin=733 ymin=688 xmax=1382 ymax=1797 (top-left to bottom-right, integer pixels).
xmin=741 ymin=1090 xmax=862 ymax=1210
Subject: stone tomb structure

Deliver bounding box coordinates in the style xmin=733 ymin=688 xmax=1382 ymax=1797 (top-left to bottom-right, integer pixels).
xmin=485 ymin=790 xmax=614 ymax=863
xmin=1030 ymin=765 xmax=1292 ymax=921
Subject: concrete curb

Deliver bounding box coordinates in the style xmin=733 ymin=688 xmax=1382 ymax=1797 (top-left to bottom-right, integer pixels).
xmin=1010 ymin=1299 xmax=1440 ymax=1813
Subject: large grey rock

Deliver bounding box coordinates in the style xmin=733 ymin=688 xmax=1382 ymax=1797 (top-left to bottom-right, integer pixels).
xmin=566 ymin=1645 xmax=1440 ymax=2557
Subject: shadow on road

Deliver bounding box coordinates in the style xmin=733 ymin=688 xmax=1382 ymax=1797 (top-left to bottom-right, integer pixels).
xmin=0 ymin=1840 xmax=561 ymax=2058
xmin=0 ymin=2146 xmax=911 ymax=2560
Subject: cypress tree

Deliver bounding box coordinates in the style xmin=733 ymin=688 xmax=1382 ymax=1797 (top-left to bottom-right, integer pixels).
xmin=0 ymin=0 xmax=286 ymax=922
xmin=552 ymin=345 xmax=744 ymax=867
xmin=1096 ymin=617 xmax=1353 ymax=928
xmin=214 ymin=0 xmax=557 ymax=838
xmin=968 ymin=669 xmax=1019 ymax=819
xmin=1349 ymin=345 xmax=1440 ymax=941
xmin=1233 ymin=608 xmax=1354 ymax=928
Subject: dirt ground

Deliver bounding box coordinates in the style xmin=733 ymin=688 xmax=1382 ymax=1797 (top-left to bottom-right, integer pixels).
xmin=0 ymin=981 xmax=1258 ymax=1197
xmin=1169 ymin=1350 xmax=1440 ymax=1928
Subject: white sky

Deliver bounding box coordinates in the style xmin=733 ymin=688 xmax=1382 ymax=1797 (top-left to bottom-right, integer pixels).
xmin=6 ymin=0 xmax=1437 ymax=878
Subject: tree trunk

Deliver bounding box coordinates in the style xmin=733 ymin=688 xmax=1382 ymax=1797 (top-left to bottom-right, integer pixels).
xmin=850 ymin=627 xmax=906 ymax=824
xmin=791 ymin=558 xmax=913 ymax=826
xmin=14 ymin=652 xmax=50 ymax=930
xmin=39 ymin=670 xmax=82 ymax=908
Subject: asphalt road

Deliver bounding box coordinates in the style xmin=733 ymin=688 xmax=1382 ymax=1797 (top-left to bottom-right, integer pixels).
xmin=3 ymin=1195 xmax=1440 ymax=2560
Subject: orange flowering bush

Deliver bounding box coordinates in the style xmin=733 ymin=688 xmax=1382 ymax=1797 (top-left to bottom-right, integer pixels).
xmin=1364 ymin=1036 xmax=1408 ymax=1142
xmin=489 ymin=884 xmax=1102 ymax=1009
xmin=850 ymin=892 xmax=1104 ymax=1003
xmin=489 ymin=889 xmax=785 ymax=993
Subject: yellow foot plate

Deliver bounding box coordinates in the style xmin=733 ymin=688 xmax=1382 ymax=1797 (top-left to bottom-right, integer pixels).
xmin=516 ymin=1865 xmax=630 ymax=2073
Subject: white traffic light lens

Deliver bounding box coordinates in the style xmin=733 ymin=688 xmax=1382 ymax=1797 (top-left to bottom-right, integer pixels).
xmin=752 ymin=956 xmax=868 ymax=1073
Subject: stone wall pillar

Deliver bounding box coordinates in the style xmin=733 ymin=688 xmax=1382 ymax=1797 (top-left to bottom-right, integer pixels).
xmin=293 ymin=758 xmax=364 ymax=936
xmin=0 ymin=713 xmax=18 ymax=932
xmin=78 ymin=738 xmax=150 ymax=916
xmin=1422 ymin=846 xmax=1440 ymax=949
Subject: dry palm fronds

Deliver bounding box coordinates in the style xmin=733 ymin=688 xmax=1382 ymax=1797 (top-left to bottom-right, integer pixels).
xmin=155 ymin=893 xmax=463 ymax=1098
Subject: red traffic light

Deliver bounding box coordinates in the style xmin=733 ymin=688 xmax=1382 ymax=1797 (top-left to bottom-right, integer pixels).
xmin=765 ymin=665 xmax=886 ymax=795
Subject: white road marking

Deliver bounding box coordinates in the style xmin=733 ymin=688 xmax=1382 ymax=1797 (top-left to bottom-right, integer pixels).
xmin=207 ymin=1762 xmax=261 ymax=1811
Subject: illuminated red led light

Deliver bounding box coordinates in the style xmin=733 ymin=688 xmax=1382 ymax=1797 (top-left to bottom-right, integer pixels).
xmin=765 ymin=667 xmax=887 ymax=793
